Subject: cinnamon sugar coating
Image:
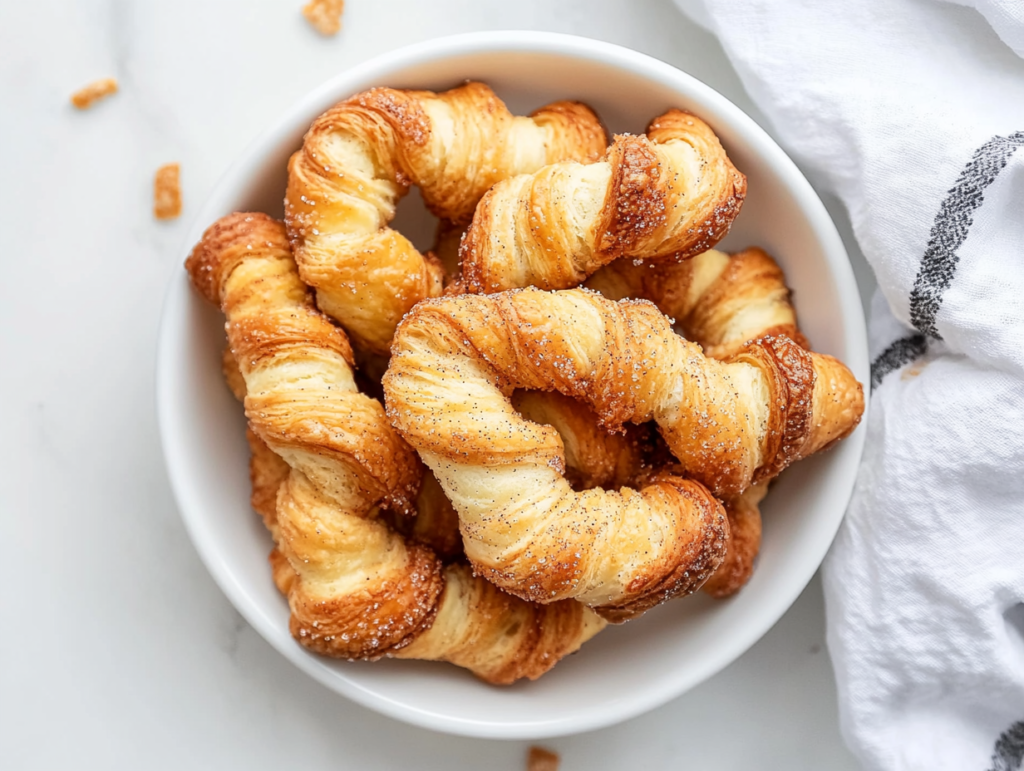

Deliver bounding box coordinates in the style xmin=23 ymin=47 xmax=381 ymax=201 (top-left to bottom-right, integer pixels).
xmin=285 ymin=82 xmax=607 ymax=355
xmin=384 ymin=288 xmax=862 ymax=615
xmin=457 ymin=110 xmax=746 ymax=294
xmin=588 ymin=246 xmax=855 ymax=597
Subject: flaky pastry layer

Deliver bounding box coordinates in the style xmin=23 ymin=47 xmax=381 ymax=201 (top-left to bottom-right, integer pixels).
xmin=457 ymin=110 xmax=746 ymax=294
xmin=286 ymin=82 xmax=607 ymax=354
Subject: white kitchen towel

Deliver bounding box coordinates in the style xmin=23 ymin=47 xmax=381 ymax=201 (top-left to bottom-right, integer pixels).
xmin=672 ymin=1 xmax=1024 ymax=768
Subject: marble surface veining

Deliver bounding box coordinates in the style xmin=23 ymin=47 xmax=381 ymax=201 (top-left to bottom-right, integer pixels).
xmin=0 ymin=0 xmax=872 ymax=768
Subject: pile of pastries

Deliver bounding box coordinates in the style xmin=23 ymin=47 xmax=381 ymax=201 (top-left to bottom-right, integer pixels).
xmin=185 ymin=82 xmax=864 ymax=685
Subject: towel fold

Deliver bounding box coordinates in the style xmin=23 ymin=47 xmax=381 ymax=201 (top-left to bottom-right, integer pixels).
xmin=673 ymin=1 xmax=1024 ymax=767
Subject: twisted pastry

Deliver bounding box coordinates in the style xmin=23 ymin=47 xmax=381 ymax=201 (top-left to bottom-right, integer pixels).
xmin=385 ymin=290 xmax=729 ymax=619
xmin=520 ymin=389 xmax=760 ymax=600
xmin=457 ymin=110 xmax=746 ymax=294
xmin=384 ymin=287 xmax=862 ymax=615
xmin=229 ymin=346 xmax=468 ymax=568
xmin=285 ymin=82 xmax=607 ymax=354
xmin=389 ymin=470 xmax=465 ymax=562
xmin=586 ymin=247 xmax=813 ymax=597
xmin=389 ymin=394 xmax=650 ymax=564
xmin=586 ymin=247 xmax=807 ymax=358
xmin=187 ymin=212 xmax=603 ymax=683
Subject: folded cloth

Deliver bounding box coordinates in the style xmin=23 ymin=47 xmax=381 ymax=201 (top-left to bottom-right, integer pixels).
xmin=673 ymin=1 xmax=1024 ymax=768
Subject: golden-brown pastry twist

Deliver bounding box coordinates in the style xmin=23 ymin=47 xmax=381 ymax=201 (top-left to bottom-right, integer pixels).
xmin=187 ymin=212 xmax=604 ymax=683
xmin=457 ymin=110 xmax=746 ymax=294
xmin=519 ymin=388 xmax=759 ymax=600
xmin=230 ymin=346 xmax=468 ymax=568
xmin=385 ymin=290 xmax=732 ymax=618
xmin=587 ymin=247 xmax=807 ymax=359
xmin=223 ymin=350 xmax=310 ymax=594
xmin=386 ymin=286 xmax=862 ymax=493
xmin=285 ymin=82 xmax=607 ymax=355
xmin=586 ymin=247 xmax=818 ymax=597
xmin=384 ymin=287 xmax=863 ymax=615
xmin=389 ymin=470 xmax=465 ymax=562
xmin=389 ymin=393 xmax=650 ymax=563
xmin=244 ymin=429 xmax=302 ymax=596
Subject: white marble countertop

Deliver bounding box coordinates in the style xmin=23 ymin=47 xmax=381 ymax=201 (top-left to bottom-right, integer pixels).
xmin=1 ymin=1 xmax=875 ymax=768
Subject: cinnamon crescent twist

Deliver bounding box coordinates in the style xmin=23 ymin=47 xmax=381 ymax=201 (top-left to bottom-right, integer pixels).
xmin=457 ymin=110 xmax=746 ymax=294
xmin=587 ymin=247 xmax=807 ymax=359
xmin=187 ymin=213 xmax=603 ymax=683
xmin=587 ymin=246 xmax=820 ymax=597
xmin=384 ymin=288 xmax=862 ymax=614
xmin=286 ymin=82 xmax=607 ymax=354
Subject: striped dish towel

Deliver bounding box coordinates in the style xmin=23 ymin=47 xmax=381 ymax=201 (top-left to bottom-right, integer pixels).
xmin=674 ymin=1 xmax=1024 ymax=768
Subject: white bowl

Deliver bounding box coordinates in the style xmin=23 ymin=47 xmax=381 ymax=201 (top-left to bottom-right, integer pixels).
xmin=157 ymin=31 xmax=868 ymax=739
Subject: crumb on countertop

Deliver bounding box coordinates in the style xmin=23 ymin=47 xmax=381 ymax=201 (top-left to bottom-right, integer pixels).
xmin=70 ymin=78 xmax=118 ymax=109
xmin=528 ymin=746 xmax=560 ymax=771
xmin=303 ymin=0 xmax=345 ymax=35
xmin=154 ymin=163 xmax=182 ymax=220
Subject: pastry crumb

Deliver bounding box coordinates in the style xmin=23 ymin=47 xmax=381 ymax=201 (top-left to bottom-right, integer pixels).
xmin=154 ymin=163 xmax=182 ymax=220
xmin=70 ymin=78 xmax=118 ymax=109
xmin=303 ymin=0 xmax=344 ymax=35
xmin=528 ymin=746 xmax=560 ymax=771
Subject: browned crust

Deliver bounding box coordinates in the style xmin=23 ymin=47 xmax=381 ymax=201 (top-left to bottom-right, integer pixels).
xmin=587 ymin=246 xmax=807 ymax=357
xmin=645 ymin=110 xmax=747 ymax=261
xmin=596 ymin=134 xmax=667 ymax=260
xmin=809 ymin=353 xmax=865 ymax=452
xmin=393 ymin=391 xmax=650 ymax=563
xmin=222 ymin=347 xmax=248 ymax=402
xmin=387 ymin=287 xmax=861 ymax=510
xmin=187 ymin=212 xmax=420 ymax=512
xmin=457 ymin=109 xmax=745 ymax=294
xmin=269 ymin=548 xmax=298 ymax=595
xmin=247 ymin=428 xmax=290 ymax=533
xmin=530 ymin=100 xmax=608 ymax=166
xmin=454 ymin=191 xmax=498 ymax=296
xmin=595 ymin=474 xmax=729 ymax=622
xmin=389 ymin=471 xmax=465 ymax=561
xmin=410 ymin=564 xmax=600 ymax=684
xmin=288 ymin=538 xmax=445 ymax=659
xmin=731 ymin=335 xmax=817 ymax=485
xmin=384 ymin=290 xmax=749 ymax=614
xmin=512 ymin=390 xmax=650 ymax=491
xmin=431 ymin=220 xmax=465 ymax=279
xmin=186 ymin=213 xmax=294 ymax=305
xmin=690 ymin=247 xmax=808 ymax=356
